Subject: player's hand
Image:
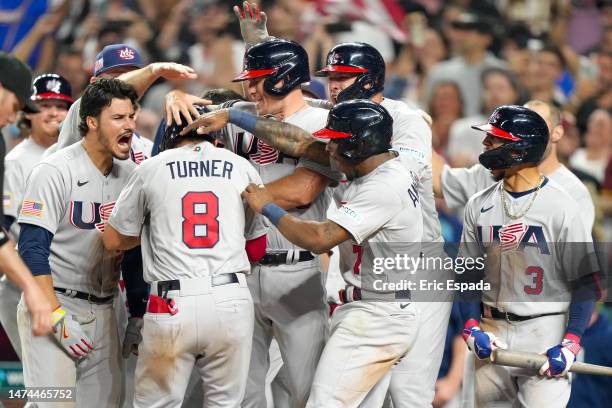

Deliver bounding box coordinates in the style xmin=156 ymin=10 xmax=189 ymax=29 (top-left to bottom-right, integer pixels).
xmin=122 ymin=317 xmax=143 ymax=358
xmin=53 ymin=309 xmax=94 ymax=359
xmin=150 ymin=62 xmax=197 ymax=81
xmin=180 ymin=109 xmax=229 ymax=136
xmin=22 ymin=283 xmax=54 ymax=336
xmin=164 ymin=90 xmax=212 ymax=127
xmin=539 ymin=338 xmax=580 ymax=377
xmin=241 ymin=183 xmax=274 ymax=214
xmin=463 ymin=323 xmax=506 ymax=360
xmin=432 ymin=375 xmax=461 ymax=408
xmin=234 ymin=1 xmax=269 ymax=46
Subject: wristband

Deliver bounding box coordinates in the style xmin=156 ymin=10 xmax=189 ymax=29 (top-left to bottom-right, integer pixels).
xmin=228 ymin=108 xmax=257 ymax=134
xmin=262 ymin=203 xmax=288 ymax=226
xmin=51 ymin=306 xmax=65 ymax=326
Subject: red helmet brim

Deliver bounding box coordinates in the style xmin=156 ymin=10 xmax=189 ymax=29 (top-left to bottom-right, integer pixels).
xmin=471 ymin=123 xmax=521 ymax=141
xmin=232 ymin=68 xmax=277 ymax=82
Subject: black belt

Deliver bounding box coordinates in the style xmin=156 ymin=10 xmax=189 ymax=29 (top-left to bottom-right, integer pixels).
xmin=259 ymin=250 xmax=314 ymax=266
xmin=156 ymin=273 xmax=239 ymax=297
xmin=54 ymin=287 xmax=114 ymax=304
xmin=484 ymin=305 xmax=564 ymax=322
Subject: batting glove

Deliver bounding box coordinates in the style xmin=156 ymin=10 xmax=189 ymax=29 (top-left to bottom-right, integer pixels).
xmin=539 ymin=336 xmax=581 ymax=377
xmin=53 ymin=307 xmax=94 ymax=359
xmin=122 ymin=317 xmax=143 ymax=358
xmin=463 ymin=320 xmax=506 ymax=360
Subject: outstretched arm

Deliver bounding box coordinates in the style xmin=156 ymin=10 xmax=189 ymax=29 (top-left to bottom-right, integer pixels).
xmin=182 ymin=108 xmax=330 ymax=165
xmin=118 ymin=63 xmax=197 ymax=99
xmin=241 ymin=184 xmax=351 ymax=254
xmin=234 ymin=1 xmax=271 ymax=47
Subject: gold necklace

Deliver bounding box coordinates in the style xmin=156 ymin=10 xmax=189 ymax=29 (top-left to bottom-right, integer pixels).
xmin=501 ymin=174 xmax=545 ymax=220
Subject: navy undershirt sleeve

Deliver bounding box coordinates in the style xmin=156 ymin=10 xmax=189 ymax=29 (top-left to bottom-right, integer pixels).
xmin=18 ymin=223 xmax=53 ymax=276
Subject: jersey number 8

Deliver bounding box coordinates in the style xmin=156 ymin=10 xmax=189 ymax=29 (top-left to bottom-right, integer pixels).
xmin=182 ymin=191 xmax=219 ymax=248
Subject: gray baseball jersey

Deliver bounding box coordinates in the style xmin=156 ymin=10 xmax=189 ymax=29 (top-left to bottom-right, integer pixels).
xmin=442 ymin=163 xmax=595 ymax=230
xmin=18 ymin=142 xmax=135 ymax=297
xmin=108 ymin=141 xmax=268 ymax=282
xmin=381 ymin=97 xmax=442 ymax=243
xmin=327 ymin=155 xmax=423 ymax=290
xmin=3 ymin=138 xmax=47 ymax=238
xmin=459 ymin=178 xmax=594 ymax=316
xmin=220 ymin=102 xmax=341 ymax=250
xmin=46 ymin=98 xmax=153 ymax=164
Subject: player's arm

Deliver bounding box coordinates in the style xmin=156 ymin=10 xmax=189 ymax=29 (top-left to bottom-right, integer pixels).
xmin=182 ymin=108 xmax=330 ymax=166
xmin=432 ymin=150 xmax=445 ymax=198
xmin=0 ymin=229 xmax=54 ymax=336
xmin=242 ymin=184 xmax=351 ymax=254
xmin=265 ymin=167 xmax=330 ymax=210
xmin=118 ymin=63 xmax=198 ymax=99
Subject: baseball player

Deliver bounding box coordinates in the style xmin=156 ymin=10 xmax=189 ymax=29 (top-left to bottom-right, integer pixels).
xmin=186 ymin=38 xmax=339 ymax=407
xmin=103 ymin=105 xmax=268 ymax=407
xmin=241 ymin=99 xmax=424 ymax=407
xmin=0 ymin=52 xmax=54 ymax=339
xmin=0 ymin=73 xmax=73 ymax=359
xmin=16 ymin=79 xmax=144 ymax=407
xmin=458 ymin=105 xmax=599 ymax=407
xmin=434 ymin=100 xmax=595 ymax=232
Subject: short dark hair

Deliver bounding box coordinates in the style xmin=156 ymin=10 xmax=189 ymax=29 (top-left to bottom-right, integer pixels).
xmin=78 ymin=78 xmax=138 ymax=136
xmin=539 ymin=43 xmax=567 ymax=69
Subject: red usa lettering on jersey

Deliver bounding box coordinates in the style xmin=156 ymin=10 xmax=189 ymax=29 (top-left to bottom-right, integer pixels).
xmin=476 ymin=224 xmax=550 ymax=255
xmin=69 ymin=201 xmax=116 ymax=233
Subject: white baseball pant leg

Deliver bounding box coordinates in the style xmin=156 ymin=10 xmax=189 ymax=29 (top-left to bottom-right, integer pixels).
xmin=306 ymin=301 xmax=420 ymax=408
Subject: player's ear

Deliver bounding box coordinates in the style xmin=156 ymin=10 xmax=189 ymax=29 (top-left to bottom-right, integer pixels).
xmin=86 ymin=115 xmax=99 ymax=132
xmin=550 ymin=125 xmax=564 ymax=143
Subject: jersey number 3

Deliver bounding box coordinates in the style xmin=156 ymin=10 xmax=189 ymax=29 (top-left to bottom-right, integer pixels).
xmin=182 ymin=192 xmax=219 ymax=248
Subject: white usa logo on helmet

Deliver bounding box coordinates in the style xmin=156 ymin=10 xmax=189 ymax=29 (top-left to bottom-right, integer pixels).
xmin=46 ymin=79 xmax=62 ymax=94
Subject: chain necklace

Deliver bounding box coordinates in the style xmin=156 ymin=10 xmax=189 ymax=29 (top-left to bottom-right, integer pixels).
xmin=501 ymin=174 xmax=545 ymax=220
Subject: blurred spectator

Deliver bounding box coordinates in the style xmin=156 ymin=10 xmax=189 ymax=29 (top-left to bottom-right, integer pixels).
xmin=424 ymin=11 xmax=505 ymax=117
xmin=429 ymin=81 xmax=464 ymax=154
xmin=570 ymin=109 xmax=612 ymax=183
xmin=523 ymin=43 xmax=567 ymax=107
xmin=498 ymin=0 xmax=552 ymax=35
xmin=575 ymin=49 xmax=612 ymax=132
xmin=54 ymin=46 xmax=88 ymax=96
xmin=447 ymin=67 xmax=521 ymax=167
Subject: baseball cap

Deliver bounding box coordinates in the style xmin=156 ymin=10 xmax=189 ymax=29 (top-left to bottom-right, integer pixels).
xmin=93 ymin=44 xmax=143 ymax=77
xmin=0 ymin=52 xmax=39 ymax=113
xmin=301 ymin=80 xmax=326 ymax=100
xmin=32 ymin=73 xmax=74 ymax=104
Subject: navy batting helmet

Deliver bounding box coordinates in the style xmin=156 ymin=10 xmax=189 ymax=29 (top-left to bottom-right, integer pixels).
xmin=315 ymin=42 xmax=385 ymax=102
xmin=233 ymin=38 xmax=310 ymax=97
xmin=32 ymin=73 xmax=74 ymax=104
xmin=473 ymin=105 xmax=549 ymax=170
xmin=159 ymin=105 xmax=215 ymax=153
xmin=313 ymin=99 xmax=392 ymax=162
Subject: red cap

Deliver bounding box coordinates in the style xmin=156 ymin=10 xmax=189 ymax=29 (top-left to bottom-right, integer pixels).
xmin=32 ymin=92 xmax=74 ymax=104
xmin=471 ymin=123 xmax=521 ymax=141
xmin=232 ymin=68 xmax=277 ymax=82
xmin=312 ymin=128 xmax=352 ymax=139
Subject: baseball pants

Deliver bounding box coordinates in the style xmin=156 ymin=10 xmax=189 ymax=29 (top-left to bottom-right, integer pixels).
xmin=134 ymin=274 xmax=253 ymax=408
xmin=306 ymin=300 xmax=420 ymax=408
xmin=242 ymin=261 xmax=327 ymax=408
xmin=473 ymin=314 xmax=571 ymax=408
xmin=17 ymin=292 xmax=123 ymax=408
xmin=0 ymin=277 xmax=22 ymax=359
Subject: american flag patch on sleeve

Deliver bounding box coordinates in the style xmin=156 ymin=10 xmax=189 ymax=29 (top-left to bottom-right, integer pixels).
xmin=20 ymin=200 xmax=44 ymax=217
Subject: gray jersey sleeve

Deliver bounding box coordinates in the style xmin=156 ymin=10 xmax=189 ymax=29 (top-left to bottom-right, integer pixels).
xmin=17 ymin=163 xmax=67 ymax=233
xmin=55 ymin=98 xmax=82 ymax=152
xmin=441 ymin=164 xmax=493 ymax=210
xmin=328 ymin=180 xmax=403 ymax=245
xmin=108 ymin=167 xmax=147 ymax=237
xmin=297 ymin=158 xmax=343 ymax=183
xmin=457 ymin=196 xmax=482 ymax=259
